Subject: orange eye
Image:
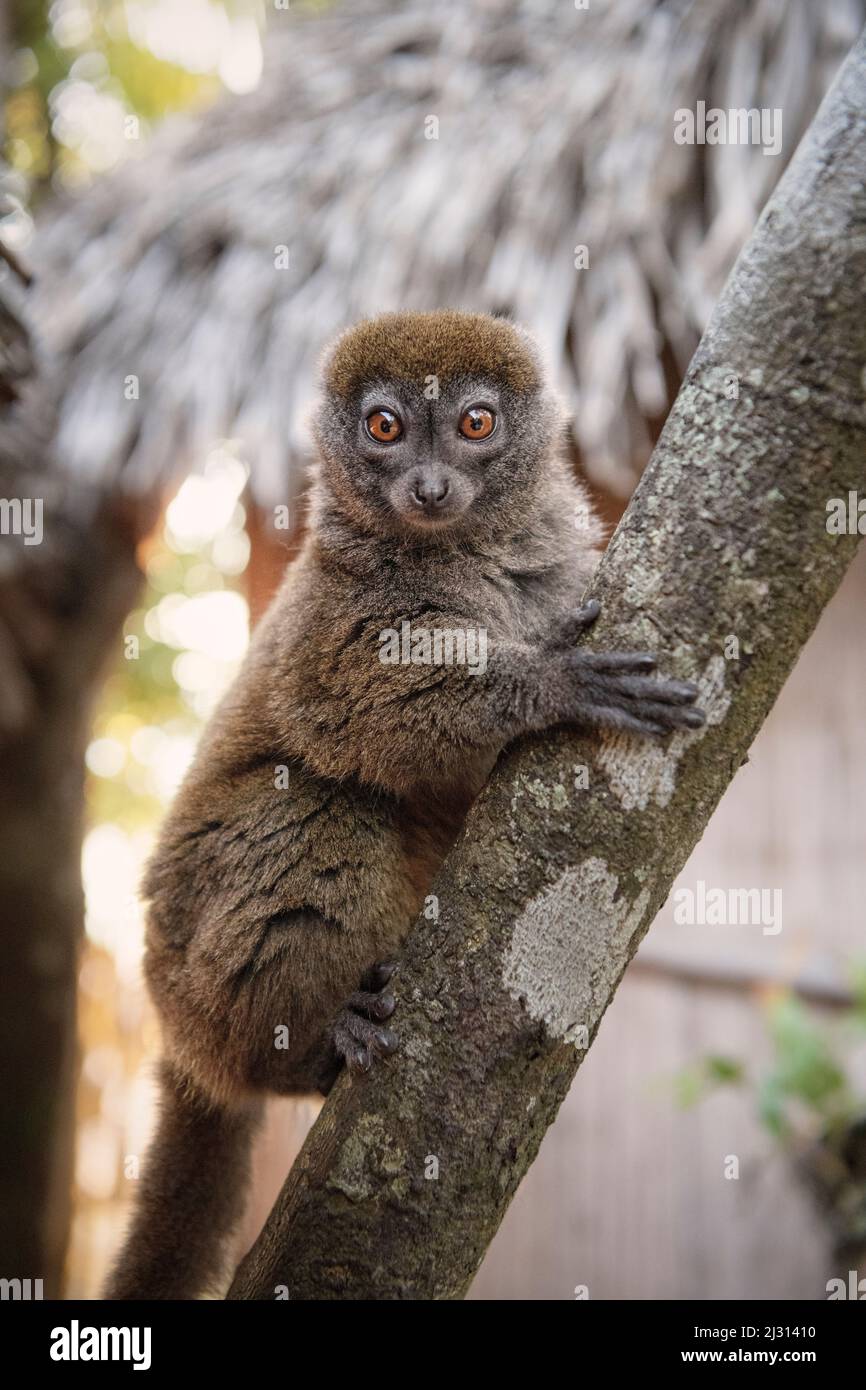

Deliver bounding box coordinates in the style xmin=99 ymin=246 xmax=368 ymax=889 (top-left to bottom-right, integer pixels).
xmin=365 ymin=409 xmax=403 ymax=443
xmin=459 ymin=407 xmax=496 ymax=440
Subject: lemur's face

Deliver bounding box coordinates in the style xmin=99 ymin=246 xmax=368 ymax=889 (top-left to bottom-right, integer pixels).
xmin=314 ymin=311 xmax=561 ymax=540
xmin=352 ymin=382 xmax=506 ymax=532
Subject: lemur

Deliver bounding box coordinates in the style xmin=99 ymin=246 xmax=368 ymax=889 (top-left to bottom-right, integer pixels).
xmin=104 ymin=310 xmax=703 ymax=1298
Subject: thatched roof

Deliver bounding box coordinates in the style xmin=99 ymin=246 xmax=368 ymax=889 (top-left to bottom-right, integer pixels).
xmin=27 ymin=0 xmax=865 ymax=506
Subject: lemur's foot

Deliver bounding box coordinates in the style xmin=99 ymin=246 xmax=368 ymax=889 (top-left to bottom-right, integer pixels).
xmin=563 ymin=648 xmax=705 ymax=737
xmin=332 ymin=961 xmax=399 ymax=1075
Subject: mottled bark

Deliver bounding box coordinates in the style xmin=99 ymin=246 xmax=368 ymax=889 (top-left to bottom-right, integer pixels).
xmin=229 ymin=33 xmax=866 ymax=1300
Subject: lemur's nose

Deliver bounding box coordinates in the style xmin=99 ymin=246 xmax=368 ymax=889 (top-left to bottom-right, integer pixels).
xmin=411 ymin=473 xmax=450 ymax=509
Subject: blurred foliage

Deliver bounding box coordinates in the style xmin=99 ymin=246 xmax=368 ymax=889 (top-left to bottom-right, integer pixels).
xmin=674 ymin=1053 xmax=746 ymax=1109
xmin=70 ymin=457 xmax=250 ymax=1293
xmin=757 ymin=996 xmax=851 ymax=1137
xmin=4 ymin=0 xmax=264 ymax=194
xmin=85 ymin=454 xmax=250 ymax=831
xmin=0 ymin=0 xmax=313 ymax=1296
xmin=675 ymin=984 xmax=866 ymax=1142
xmin=85 ymin=544 xmax=211 ymax=832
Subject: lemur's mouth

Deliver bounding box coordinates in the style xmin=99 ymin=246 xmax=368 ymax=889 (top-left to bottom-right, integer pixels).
xmin=398 ymin=500 xmax=468 ymax=532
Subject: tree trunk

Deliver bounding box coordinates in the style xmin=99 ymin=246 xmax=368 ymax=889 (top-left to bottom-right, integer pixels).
xmin=0 ymin=247 xmax=145 ymax=1290
xmin=228 ymin=29 xmax=866 ymax=1300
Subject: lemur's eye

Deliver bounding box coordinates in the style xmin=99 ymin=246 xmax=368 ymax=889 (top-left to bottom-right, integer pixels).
xmin=459 ymin=407 xmax=496 ymax=440
xmin=365 ymin=409 xmax=403 ymax=443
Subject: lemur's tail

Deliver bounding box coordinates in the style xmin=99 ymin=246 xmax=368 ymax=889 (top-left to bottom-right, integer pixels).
xmin=103 ymin=1059 xmax=263 ymax=1300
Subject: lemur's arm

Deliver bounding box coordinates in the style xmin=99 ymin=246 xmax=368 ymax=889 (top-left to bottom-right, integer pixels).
xmin=283 ymin=599 xmax=703 ymax=794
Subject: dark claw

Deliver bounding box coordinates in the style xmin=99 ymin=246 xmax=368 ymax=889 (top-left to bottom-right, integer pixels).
xmin=372 ymin=1026 xmax=398 ymax=1055
xmin=591 ymin=706 xmax=669 ymax=738
xmin=634 ymin=703 xmax=705 ymax=732
xmin=650 ymin=679 xmax=701 ymax=705
xmin=346 ymin=1012 xmax=397 ymax=1055
xmin=674 ymin=705 xmax=705 ymax=728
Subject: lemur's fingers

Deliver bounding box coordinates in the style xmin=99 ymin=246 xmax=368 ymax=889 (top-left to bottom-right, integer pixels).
xmin=622 ymin=699 xmax=705 ymax=731
xmin=592 ymin=672 xmax=708 ymax=728
xmin=587 ymin=706 xmax=670 ymax=738
xmin=641 ymin=678 xmax=700 ymax=706
xmin=564 ymin=652 xmax=705 ymax=734
xmin=361 ymin=960 xmax=398 ymax=992
xmin=569 ymin=650 xmax=657 ymax=674
xmin=334 ymin=1009 xmax=398 ymax=1075
xmin=586 ymin=681 xmax=705 ymax=733
xmin=347 ymin=989 xmax=396 ymax=1021
xmin=594 ymin=672 xmax=702 ymax=709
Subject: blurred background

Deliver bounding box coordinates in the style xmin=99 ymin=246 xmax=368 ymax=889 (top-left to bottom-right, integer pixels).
xmin=0 ymin=0 xmax=864 ymax=1301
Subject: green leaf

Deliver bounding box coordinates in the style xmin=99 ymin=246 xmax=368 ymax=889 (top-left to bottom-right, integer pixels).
xmin=758 ymin=1077 xmax=788 ymax=1138
xmin=766 ymin=995 xmax=847 ymax=1112
xmin=705 ymin=1055 xmax=745 ymax=1084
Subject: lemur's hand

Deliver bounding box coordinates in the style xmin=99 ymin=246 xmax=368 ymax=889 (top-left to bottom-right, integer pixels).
xmin=545 ymin=597 xmax=704 ymax=736
xmin=559 ymin=648 xmax=705 ymax=738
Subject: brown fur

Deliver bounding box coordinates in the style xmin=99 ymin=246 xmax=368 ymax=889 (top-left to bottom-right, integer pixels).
xmin=325 ymin=310 xmax=541 ymax=397
xmin=104 ymin=310 xmax=701 ymax=1299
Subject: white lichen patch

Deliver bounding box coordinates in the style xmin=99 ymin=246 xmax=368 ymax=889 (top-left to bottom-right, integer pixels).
xmin=510 ymin=772 xmax=570 ymax=815
xmin=503 ymin=857 xmax=650 ymax=1042
xmin=623 ymin=556 xmax=667 ymax=613
xmin=596 ymin=654 xmax=732 ymax=812
xmin=527 ymin=777 xmax=569 ymax=812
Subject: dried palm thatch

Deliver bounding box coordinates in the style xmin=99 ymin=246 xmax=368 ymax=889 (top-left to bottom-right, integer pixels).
xmin=28 ymin=0 xmax=865 ymax=508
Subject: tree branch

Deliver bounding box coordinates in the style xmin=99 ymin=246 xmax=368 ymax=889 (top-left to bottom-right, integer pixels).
xmin=229 ymin=31 xmax=866 ymax=1300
